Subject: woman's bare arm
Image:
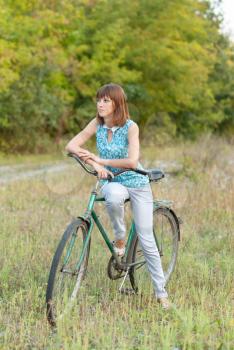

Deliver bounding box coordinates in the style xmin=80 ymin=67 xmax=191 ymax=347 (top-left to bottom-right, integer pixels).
xmin=65 ymin=118 xmax=113 ymax=178
xmin=65 ymin=117 xmax=98 ymax=167
xmin=65 ymin=118 xmax=97 ymax=153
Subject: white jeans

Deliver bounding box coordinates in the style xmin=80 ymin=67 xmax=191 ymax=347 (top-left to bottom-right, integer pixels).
xmin=101 ymin=182 xmax=168 ymax=298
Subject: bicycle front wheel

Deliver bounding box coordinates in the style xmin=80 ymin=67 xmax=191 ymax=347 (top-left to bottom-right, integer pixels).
xmin=46 ymin=218 xmax=90 ymax=326
xmin=129 ymin=207 xmax=179 ymax=295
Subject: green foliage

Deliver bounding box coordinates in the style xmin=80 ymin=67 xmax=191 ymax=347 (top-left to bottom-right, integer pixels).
xmin=209 ymin=35 xmax=234 ymax=136
xmin=0 ymin=0 xmax=233 ymax=152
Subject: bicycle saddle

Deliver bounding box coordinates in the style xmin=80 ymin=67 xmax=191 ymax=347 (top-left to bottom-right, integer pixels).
xmin=147 ymin=169 xmax=165 ymax=182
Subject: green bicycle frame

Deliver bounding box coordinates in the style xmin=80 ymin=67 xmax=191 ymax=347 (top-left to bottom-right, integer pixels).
xmin=64 ymin=181 xmax=175 ymax=272
xmin=70 ymin=181 xmax=137 ymax=269
xmin=92 ymin=191 xmax=136 ymax=259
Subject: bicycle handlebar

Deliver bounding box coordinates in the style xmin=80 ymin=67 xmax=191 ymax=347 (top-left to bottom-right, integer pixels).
xmin=67 ymin=152 xmax=164 ymax=182
xmin=68 ymin=152 xmax=98 ymax=176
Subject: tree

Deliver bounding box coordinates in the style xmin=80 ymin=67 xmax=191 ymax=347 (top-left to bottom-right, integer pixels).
xmin=0 ymin=0 xmax=233 ymax=152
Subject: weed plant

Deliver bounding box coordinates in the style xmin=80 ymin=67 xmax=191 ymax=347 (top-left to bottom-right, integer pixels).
xmin=0 ymin=137 xmax=233 ymax=349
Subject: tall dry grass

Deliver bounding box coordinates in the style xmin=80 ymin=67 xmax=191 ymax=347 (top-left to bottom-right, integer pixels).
xmin=0 ymin=136 xmax=233 ymax=349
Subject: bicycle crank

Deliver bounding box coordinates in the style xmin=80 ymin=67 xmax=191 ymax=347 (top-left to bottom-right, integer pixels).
xmin=107 ymin=256 xmax=125 ymax=280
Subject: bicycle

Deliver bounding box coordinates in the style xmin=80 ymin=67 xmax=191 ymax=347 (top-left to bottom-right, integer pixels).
xmin=46 ymin=153 xmax=181 ymax=326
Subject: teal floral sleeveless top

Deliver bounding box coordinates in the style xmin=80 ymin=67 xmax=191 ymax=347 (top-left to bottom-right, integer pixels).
xmin=96 ymin=119 xmax=149 ymax=188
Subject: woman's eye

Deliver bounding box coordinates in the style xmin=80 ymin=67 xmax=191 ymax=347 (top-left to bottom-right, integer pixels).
xmin=96 ymin=98 xmax=111 ymax=104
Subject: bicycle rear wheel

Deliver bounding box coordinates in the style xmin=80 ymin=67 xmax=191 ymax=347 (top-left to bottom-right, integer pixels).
xmin=46 ymin=218 xmax=90 ymax=326
xmin=128 ymin=207 xmax=179 ymax=295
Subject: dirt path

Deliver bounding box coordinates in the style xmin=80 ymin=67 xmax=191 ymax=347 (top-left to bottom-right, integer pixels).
xmin=0 ymin=162 xmax=71 ymax=185
xmin=1 ymin=153 xmax=233 ymax=186
xmin=0 ymin=159 xmax=183 ymax=185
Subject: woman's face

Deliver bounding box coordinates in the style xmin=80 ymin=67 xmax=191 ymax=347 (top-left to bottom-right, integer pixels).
xmin=96 ymin=96 xmax=115 ymax=118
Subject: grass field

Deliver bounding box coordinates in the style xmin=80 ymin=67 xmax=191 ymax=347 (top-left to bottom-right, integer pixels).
xmin=0 ymin=136 xmax=233 ymax=349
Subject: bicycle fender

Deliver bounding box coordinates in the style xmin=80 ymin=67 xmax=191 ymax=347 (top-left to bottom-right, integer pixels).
xmin=168 ymin=208 xmax=182 ymax=242
xmin=154 ymin=204 xmax=182 ymax=241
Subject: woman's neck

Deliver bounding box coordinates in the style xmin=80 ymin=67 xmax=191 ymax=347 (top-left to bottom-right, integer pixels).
xmin=103 ymin=115 xmax=115 ymax=128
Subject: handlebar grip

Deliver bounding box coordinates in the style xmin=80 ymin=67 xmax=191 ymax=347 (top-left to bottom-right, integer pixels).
xmin=107 ymin=174 xmax=113 ymax=181
xmin=67 ymin=152 xmax=97 ymax=176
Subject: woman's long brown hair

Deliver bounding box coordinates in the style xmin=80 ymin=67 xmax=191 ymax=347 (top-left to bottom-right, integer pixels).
xmin=96 ymin=83 xmax=129 ymax=126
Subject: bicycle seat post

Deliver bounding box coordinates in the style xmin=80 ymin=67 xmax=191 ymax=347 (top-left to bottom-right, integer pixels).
xmin=94 ymin=179 xmax=101 ymax=192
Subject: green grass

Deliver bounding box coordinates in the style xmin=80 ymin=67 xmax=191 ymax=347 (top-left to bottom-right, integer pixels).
xmin=0 ymin=137 xmax=234 ymax=349
xmin=0 ymin=152 xmax=64 ymax=166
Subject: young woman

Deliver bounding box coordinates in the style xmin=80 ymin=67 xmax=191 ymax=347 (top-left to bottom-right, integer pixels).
xmin=65 ymin=83 xmax=170 ymax=309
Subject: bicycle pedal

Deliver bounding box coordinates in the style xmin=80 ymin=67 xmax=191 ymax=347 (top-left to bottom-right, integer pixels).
xmin=119 ymin=288 xmax=136 ymax=295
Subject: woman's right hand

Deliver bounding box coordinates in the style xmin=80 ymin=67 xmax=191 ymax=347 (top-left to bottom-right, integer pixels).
xmin=92 ymin=163 xmax=114 ymax=179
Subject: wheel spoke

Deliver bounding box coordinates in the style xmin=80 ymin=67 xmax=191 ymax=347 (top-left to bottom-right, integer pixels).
xmin=129 ymin=207 xmax=179 ymax=295
xmin=46 ymin=219 xmax=90 ymax=325
xmin=154 ymin=208 xmax=178 ymax=282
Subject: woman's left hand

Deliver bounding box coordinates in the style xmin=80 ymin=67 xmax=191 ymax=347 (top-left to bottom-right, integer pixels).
xmin=86 ymin=153 xmax=102 ymax=164
xmin=78 ymin=150 xmax=102 ymax=164
xmin=77 ymin=149 xmax=91 ymax=159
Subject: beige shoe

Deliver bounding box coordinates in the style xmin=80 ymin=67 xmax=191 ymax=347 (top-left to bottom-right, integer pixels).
xmin=157 ymin=297 xmax=171 ymax=310
xmin=113 ymin=240 xmax=125 ymax=257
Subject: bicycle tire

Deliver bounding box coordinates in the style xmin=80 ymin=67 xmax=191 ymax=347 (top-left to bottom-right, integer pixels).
xmin=46 ymin=218 xmax=90 ymax=326
xmin=128 ymin=207 xmax=179 ymax=294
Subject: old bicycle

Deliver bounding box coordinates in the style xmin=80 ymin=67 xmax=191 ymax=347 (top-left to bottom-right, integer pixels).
xmin=46 ymin=153 xmax=181 ymax=325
